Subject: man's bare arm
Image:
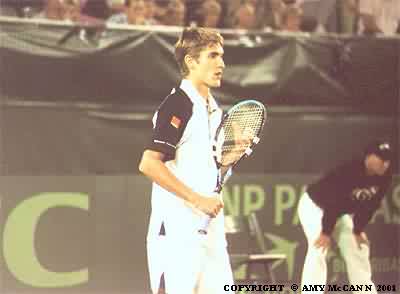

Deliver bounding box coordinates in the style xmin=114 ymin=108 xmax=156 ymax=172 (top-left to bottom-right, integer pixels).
xmin=139 ymin=150 xmax=223 ymax=217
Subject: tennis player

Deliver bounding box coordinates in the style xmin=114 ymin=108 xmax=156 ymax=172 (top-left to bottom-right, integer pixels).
xmin=139 ymin=27 xmax=234 ymax=294
xmin=298 ymin=139 xmax=393 ymax=294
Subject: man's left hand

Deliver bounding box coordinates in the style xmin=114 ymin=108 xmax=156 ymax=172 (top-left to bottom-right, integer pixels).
xmin=354 ymin=232 xmax=369 ymax=249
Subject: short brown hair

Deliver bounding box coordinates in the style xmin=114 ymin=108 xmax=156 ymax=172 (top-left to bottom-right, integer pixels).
xmin=175 ymin=27 xmax=224 ymax=77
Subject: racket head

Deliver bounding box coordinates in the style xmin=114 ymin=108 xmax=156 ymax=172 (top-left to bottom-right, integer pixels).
xmin=214 ymin=99 xmax=266 ymax=168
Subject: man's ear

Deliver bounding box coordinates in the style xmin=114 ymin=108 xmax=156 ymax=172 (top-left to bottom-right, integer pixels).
xmin=184 ymin=54 xmax=196 ymax=71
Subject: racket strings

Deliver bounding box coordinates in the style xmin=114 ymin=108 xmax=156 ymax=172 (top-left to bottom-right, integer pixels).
xmin=219 ymin=103 xmax=264 ymax=166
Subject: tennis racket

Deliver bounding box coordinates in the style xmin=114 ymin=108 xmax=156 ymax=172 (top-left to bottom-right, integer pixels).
xmin=198 ymin=99 xmax=267 ymax=234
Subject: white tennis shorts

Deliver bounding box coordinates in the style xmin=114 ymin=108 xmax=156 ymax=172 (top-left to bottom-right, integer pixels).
xmin=147 ymin=235 xmax=234 ymax=294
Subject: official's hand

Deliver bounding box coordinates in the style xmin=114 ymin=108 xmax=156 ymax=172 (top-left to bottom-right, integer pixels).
xmin=193 ymin=195 xmax=224 ymax=218
xmin=314 ymin=232 xmax=331 ymax=253
xmin=354 ymin=232 xmax=369 ymax=249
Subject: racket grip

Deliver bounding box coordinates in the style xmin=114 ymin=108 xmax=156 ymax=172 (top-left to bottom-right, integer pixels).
xmin=198 ymin=216 xmax=212 ymax=235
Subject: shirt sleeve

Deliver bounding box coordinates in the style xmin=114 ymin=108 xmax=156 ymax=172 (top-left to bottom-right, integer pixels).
xmin=147 ymin=91 xmax=193 ymax=161
xmin=352 ymin=201 xmax=379 ymax=234
xmin=353 ymin=176 xmax=392 ymax=234
xmin=321 ymin=208 xmax=341 ymax=235
xmin=315 ymin=162 xmax=353 ymax=235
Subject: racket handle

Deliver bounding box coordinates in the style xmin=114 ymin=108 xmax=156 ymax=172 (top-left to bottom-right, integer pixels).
xmin=197 ymin=190 xmax=226 ymax=234
xmin=198 ymin=216 xmax=212 ymax=235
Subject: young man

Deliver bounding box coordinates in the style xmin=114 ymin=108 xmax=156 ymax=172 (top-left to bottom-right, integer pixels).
xmin=298 ymin=139 xmax=393 ymax=294
xmin=139 ymin=27 xmax=234 ymax=294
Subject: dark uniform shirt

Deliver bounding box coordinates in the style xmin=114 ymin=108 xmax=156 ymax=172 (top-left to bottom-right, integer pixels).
xmin=307 ymin=158 xmax=392 ymax=235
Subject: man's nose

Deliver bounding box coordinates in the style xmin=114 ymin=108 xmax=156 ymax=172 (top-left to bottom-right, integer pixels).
xmin=219 ymin=58 xmax=225 ymax=68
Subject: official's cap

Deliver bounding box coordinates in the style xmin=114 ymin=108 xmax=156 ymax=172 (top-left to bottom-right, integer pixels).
xmin=365 ymin=139 xmax=393 ymax=161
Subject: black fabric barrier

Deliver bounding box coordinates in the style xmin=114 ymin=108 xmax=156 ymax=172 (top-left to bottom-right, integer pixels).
xmin=0 ymin=104 xmax=397 ymax=175
xmin=0 ymin=23 xmax=398 ymax=175
xmin=0 ymin=22 xmax=399 ymax=114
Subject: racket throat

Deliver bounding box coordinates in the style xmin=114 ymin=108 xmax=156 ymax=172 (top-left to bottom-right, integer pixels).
xmin=244 ymin=147 xmax=253 ymax=156
xmin=198 ymin=229 xmax=208 ymax=235
xmin=215 ymin=183 xmax=223 ymax=194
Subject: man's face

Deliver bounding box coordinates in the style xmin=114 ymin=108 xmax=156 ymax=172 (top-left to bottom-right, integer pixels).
xmin=286 ymin=12 xmax=302 ymax=31
xmin=236 ymin=5 xmax=256 ymax=30
xmin=127 ymin=0 xmax=146 ymax=24
xmin=46 ymin=0 xmax=64 ymax=20
xmin=144 ymin=0 xmax=155 ymax=18
xmin=64 ymin=0 xmax=80 ymax=21
xmin=203 ymin=10 xmax=221 ymax=28
xmin=366 ymin=154 xmax=390 ymax=176
xmin=162 ymin=0 xmax=185 ymax=26
xmin=189 ymin=43 xmax=225 ymax=89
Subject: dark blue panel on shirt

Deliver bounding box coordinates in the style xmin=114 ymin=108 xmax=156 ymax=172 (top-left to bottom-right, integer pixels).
xmin=148 ymin=88 xmax=193 ymax=161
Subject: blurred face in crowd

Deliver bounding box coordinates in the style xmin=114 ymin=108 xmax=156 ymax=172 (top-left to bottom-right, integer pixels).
xmin=63 ymin=0 xmax=81 ymax=21
xmin=235 ymin=3 xmax=256 ymax=29
xmin=365 ymin=154 xmax=390 ymax=176
xmin=245 ymin=0 xmax=258 ymax=7
xmin=164 ymin=0 xmax=185 ymax=26
xmin=270 ymin=0 xmax=285 ymax=12
xmin=144 ymin=0 xmax=155 ymax=19
xmin=283 ymin=7 xmax=302 ymax=31
xmin=201 ymin=0 xmax=221 ymax=28
xmin=45 ymin=0 xmax=64 ymax=20
xmin=127 ymin=0 xmax=147 ymax=24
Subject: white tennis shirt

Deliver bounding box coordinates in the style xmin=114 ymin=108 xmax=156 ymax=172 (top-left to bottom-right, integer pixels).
xmin=146 ymin=79 xmax=227 ymax=248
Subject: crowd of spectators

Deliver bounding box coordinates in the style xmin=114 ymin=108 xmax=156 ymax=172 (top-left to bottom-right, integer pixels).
xmin=0 ymin=0 xmax=399 ymax=35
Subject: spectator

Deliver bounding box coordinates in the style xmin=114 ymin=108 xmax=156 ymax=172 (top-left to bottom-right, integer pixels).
xmin=2 ymin=0 xmax=43 ymax=18
xmin=300 ymin=15 xmax=320 ymax=32
xmin=81 ymin=0 xmax=111 ymax=20
xmin=234 ymin=1 xmax=257 ymax=30
xmin=63 ymin=0 xmax=81 ymax=22
xmin=198 ymin=0 xmax=222 ymax=28
xmin=222 ymin=0 xmax=266 ymax=29
xmin=184 ymin=0 xmax=203 ymax=26
xmin=0 ymin=5 xmax=17 ymax=17
xmin=263 ymin=0 xmax=286 ymax=30
xmin=338 ymin=0 xmax=359 ymax=34
xmin=358 ymin=0 xmax=400 ymax=35
xmin=244 ymin=0 xmax=275 ymax=30
xmin=108 ymin=0 xmax=156 ymax=25
xmin=297 ymin=0 xmax=337 ymax=33
xmin=219 ymin=0 xmax=240 ymax=28
xmin=281 ymin=5 xmax=303 ymax=32
xmin=152 ymin=0 xmax=170 ymax=23
xmin=34 ymin=0 xmax=81 ymax=21
xmin=108 ymin=0 xmax=126 ymax=13
xmin=159 ymin=0 xmax=185 ymax=26
xmin=143 ymin=0 xmax=158 ymax=23
xmin=36 ymin=0 xmax=65 ymax=20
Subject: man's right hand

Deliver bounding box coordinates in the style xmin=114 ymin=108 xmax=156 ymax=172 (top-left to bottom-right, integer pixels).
xmin=314 ymin=232 xmax=331 ymax=253
xmin=354 ymin=232 xmax=369 ymax=249
xmin=139 ymin=150 xmax=224 ymax=217
xmin=193 ymin=195 xmax=224 ymax=218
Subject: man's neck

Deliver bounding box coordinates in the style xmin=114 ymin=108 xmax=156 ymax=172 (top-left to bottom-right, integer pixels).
xmin=186 ymin=77 xmax=210 ymax=102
